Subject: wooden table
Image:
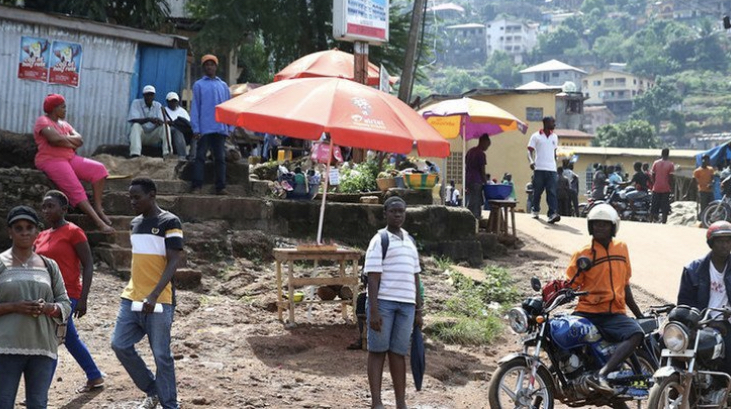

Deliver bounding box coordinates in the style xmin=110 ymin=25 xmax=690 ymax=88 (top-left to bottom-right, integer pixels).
xmin=274 ymin=248 xmax=361 ymax=325
xmin=486 ymin=199 xmax=518 ymax=238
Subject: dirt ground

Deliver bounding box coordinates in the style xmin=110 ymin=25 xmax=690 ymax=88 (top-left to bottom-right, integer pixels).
xmin=17 ymin=232 xmax=668 ymax=409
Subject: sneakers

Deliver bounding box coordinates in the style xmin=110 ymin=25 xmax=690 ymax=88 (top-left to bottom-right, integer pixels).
xmin=215 ymin=189 xmax=230 ymax=196
xmin=531 ymin=210 xmax=540 ymax=219
xmin=190 ymin=186 xmax=202 ymax=194
xmin=588 ymin=373 xmax=614 ymax=394
xmin=548 ymin=213 xmax=561 ymax=224
xmin=139 ymin=395 xmax=159 ymax=409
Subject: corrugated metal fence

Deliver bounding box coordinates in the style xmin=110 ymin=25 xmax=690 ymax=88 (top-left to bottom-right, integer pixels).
xmin=1 ymin=21 xmax=137 ymax=155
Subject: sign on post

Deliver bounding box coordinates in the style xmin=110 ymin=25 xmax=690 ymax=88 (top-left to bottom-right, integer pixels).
xmin=333 ymin=0 xmax=389 ymax=44
xmin=379 ymin=64 xmax=390 ymax=93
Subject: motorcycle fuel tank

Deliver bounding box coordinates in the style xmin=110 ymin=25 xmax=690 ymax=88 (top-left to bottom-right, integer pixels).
xmin=550 ymin=315 xmax=603 ymax=350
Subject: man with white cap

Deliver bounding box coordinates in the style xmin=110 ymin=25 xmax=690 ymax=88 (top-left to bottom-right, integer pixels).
xmin=127 ymin=85 xmax=170 ymax=158
xmin=190 ymin=54 xmax=232 ymax=195
xmin=163 ymin=92 xmax=193 ymax=162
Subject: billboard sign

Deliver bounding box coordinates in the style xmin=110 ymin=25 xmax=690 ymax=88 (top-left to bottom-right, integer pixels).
xmin=333 ymin=0 xmax=389 ymax=44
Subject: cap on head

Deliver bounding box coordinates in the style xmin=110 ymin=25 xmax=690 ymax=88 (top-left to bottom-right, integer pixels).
xmin=201 ymin=54 xmax=219 ymax=66
xmin=7 ymin=205 xmax=40 ymax=227
xmin=142 ymin=85 xmax=156 ymax=95
xmin=707 ymin=220 xmax=731 ymax=246
xmin=166 ymin=92 xmax=179 ymax=102
xmin=43 ymin=94 xmax=65 ymax=114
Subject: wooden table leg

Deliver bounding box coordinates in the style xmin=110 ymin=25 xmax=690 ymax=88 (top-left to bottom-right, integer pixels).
xmin=339 ymin=259 xmax=347 ymax=320
xmin=276 ymin=260 xmax=283 ymax=322
xmin=288 ymin=261 xmax=295 ymax=324
xmin=510 ymin=206 xmax=516 ymax=238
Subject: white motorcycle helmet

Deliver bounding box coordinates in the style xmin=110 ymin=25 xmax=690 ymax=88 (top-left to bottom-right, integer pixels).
xmin=587 ymin=203 xmax=620 ymax=237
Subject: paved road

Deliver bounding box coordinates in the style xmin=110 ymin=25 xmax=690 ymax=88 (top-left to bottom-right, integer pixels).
xmin=508 ymin=212 xmax=708 ymax=303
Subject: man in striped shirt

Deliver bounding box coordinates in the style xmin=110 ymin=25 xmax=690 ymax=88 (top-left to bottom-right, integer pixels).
xmin=111 ymin=177 xmax=183 ymax=409
xmin=364 ymin=196 xmax=423 ymax=409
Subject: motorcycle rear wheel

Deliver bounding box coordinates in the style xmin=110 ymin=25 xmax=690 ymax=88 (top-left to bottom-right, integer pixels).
xmin=487 ymin=357 xmax=555 ymax=409
xmin=701 ymin=201 xmax=731 ymax=228
xmin=648 ymin=374 xmax=686 ymax=409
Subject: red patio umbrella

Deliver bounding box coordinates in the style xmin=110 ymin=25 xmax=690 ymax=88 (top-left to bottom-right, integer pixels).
xmin=273 ymin=49 xmax=396 ymax=86
xmin=216 ymin=77 xmax=449 ymax=243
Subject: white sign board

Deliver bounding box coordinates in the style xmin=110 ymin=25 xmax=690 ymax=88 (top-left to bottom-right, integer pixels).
xmin=379 ymin=64 xmax=389 ymax=93
xmin=333 ymin=0 xmax=389 ymax=44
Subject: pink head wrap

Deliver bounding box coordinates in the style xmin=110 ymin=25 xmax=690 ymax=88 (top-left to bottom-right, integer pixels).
xmin=43 ymin=94 xmax=65 ymax=114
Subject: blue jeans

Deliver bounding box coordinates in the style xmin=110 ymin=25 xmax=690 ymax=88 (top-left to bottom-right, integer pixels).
xmin=111 ymin=299 xmax=178 ymax=409
xmin=63 ymin=298 xmax=103 ymax=381
xmin=532 ymin=170 xmax=558 ymax=217
xmin=0 ymin=354 xmax=55 ymax=409
xmin=366 ymin=299 xmax=415 ymax=356
xmin=192 ymin=133 xmax=227 ymax=191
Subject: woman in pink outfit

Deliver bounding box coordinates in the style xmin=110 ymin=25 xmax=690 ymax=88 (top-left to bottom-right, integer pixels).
xmin=33 ymin=94 xmax=114 ymax=233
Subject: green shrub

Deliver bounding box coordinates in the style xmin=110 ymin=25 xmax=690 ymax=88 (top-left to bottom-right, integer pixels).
xmin=339 ymin=161 xmax=379 ymax=193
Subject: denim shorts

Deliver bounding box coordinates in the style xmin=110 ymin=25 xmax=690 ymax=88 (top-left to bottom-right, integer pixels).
xmin=367 ymin=298 xmax=415 ymax=356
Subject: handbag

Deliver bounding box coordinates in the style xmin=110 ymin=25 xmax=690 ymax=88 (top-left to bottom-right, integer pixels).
xmin=39 ymin=256 xmax=67 ymax=346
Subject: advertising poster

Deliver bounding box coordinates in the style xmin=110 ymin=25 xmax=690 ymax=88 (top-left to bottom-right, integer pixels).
xmin=18 ymin=36 xmax=50 ymax=82
xmin=48 ymin=40 xmax=82 ymax=87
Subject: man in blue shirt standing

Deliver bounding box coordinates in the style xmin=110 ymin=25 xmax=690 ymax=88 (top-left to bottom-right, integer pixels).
xmin=190 ymin=54 xmax=231 ymax=195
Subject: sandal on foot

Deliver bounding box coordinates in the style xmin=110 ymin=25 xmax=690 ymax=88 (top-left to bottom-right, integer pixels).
xmin=76 ymin=380 xmax=105 ymax=393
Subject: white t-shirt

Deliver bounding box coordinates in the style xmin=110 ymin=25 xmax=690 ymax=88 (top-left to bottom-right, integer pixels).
xmin=165 ymin=106 xmax=190 ymax=122
xmin=709 ymin=262 xmax=728 ymax=320
xmin=527 ymin=130 xmax=558 ymax=172
xmin=363 ymin=228 xmax=421 ymax=304
xmin=451 ymin=188 xmax=460 ymax=203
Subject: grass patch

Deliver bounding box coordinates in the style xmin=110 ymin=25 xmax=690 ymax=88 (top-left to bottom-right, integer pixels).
xmin=429 ymin=316 xmax=503 ymax=346
xmin=434 ymin=256 xmax=453 ymax=272
xmin=427 ymin=265 xmax=519 ymax=346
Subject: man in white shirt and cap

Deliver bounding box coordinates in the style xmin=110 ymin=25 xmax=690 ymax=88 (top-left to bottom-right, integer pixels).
xmin=163 ymin=92 xmax=193 ymax=162
xmin=128 ymin=85 xmax=170 ymax=158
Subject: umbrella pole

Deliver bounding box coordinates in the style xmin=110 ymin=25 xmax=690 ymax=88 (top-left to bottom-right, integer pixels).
xmin=316 ymin=138 xmax=334 ymax=244
xmin=462 ymin=124 xmax=467 ymax=208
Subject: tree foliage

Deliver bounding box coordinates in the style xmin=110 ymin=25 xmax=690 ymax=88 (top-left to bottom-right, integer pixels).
xmin=594 ymin=120 xmax=659 ymax=148
xmin=15 ymin=0 xmax=171 ymax=30
xmin=631 ymin=77 xmax=682 ymax=131
xmin=187 ymin=0 xmax=423 ymax=85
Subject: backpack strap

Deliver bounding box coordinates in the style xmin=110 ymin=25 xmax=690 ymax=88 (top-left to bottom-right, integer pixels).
xmin=379 ymin=229 xmax=389 ymax=260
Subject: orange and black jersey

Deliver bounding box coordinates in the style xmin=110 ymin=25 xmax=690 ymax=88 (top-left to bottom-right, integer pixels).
xmin=565 ymin=239 xmax=631 ymax=315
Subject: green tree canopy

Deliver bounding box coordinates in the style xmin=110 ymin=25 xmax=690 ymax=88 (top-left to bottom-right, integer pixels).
xmin=631 ymin=77 xmax=682 ymax=131
xmin=594 ymin=120 xmax=659 ymax=148
xmin=9 ymin=0 xmax=170 ymax=30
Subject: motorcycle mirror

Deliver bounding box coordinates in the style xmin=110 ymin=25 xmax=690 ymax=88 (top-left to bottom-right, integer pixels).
xmin=576 ymin=256 xmax=592 ymax=272
xmin=531 ymin=277 xmax=542 ymax=292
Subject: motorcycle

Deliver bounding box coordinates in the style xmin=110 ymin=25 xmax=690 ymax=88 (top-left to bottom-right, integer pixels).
xmin=648 ymin=305 xmax=731 ymax=408
xmin=701 ymin=176 xmax=731 ymax=228
xmin=488 ymin=256 xmax=671 ymax=408
xmin=579 ymin=184 xmax=652 ymax=222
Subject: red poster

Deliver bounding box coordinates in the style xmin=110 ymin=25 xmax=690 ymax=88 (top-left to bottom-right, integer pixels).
xmin=18 ymin=36 xmax=50 ymax=82
xmin=48 ymin=40 xmax=83 ymax=88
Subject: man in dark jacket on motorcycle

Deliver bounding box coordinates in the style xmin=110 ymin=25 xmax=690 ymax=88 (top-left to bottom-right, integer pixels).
xmin=567 ymin=204 xmax=645 ymax=393
xmin=677 ymin=220 xmax=731 ymax=372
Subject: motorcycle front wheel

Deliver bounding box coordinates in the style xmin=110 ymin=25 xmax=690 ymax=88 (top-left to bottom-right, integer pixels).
xmin=648 ymin=374 xmax=686 ymax=409
xmin=487 ymin=357 xmax=555 ymax=409
xmin=701 ymin=201 xmax=731 ymax=228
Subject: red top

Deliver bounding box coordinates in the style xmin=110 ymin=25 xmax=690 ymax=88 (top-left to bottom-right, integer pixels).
xmin=651 ymin=159 xmax=675 ymax=193
xmin=33 ymin=115 xmax=76 ymax=164
xmin=34 ymin=223 xmax=87 ymax=299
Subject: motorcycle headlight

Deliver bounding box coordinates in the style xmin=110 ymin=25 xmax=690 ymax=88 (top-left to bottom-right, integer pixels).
xmin=663 ymin=322 xmax=689 ymax=352
xmin=508 ymin=308 xmax=529 ymax=334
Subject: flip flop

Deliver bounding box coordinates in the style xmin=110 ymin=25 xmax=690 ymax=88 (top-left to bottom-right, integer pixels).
xmin=75 ymin=381 xmax=105 ymax=394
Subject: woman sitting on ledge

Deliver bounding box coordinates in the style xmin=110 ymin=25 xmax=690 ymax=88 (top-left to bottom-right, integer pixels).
xmin=33 ymin=94 xmax=114 ymax=233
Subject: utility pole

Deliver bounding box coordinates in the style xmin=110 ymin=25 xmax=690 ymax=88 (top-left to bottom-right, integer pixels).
xmin=398 ymin=0 xmax=426 ymax=105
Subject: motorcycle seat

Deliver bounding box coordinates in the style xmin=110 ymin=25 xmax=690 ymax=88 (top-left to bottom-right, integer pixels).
xmin=637 ymin=317 xmax=658 ymax=334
